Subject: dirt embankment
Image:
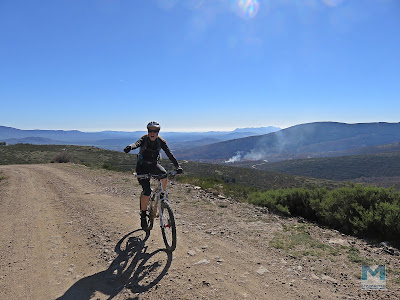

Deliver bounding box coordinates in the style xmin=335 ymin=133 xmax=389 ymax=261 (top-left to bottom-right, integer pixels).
xmin=0 ymin=164 xmax=399 ymax=299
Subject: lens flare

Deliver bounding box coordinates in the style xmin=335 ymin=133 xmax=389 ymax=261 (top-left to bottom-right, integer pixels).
xmin=233 ymin=0 xmax=260 ymax=19
xmin=322 ymin=0 xmax=345 ymax=7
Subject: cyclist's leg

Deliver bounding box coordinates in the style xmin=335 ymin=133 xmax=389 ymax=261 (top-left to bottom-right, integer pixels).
xmin=138 ymin=179 xmax=151 ymax=210
xmin=136 ymin=162 xmax=152 ymax=228
xmin=138 ymin=180 xmax=151 ymax=229
xmin=140 ymin=193 xmax=150 ymax=211
xmin=155 ymin=164 xmax=168 ymax=192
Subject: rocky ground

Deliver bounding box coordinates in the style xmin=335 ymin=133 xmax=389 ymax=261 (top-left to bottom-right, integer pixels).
xmin=0 ymin=163 xmax=399 ymax=299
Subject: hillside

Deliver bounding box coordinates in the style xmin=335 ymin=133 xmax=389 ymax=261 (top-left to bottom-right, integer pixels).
xmin=175 ymin=122 xmax=400 ymax=162
xmin=0 ymin=144 xmax=136 ymax=170
xmin=233 ymin=151 xmax=400 ymax=185
xmin=0 ymin=144 xmax=339 ymax=191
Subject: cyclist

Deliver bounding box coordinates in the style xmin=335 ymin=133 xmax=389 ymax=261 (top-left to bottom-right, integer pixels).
xmin=124 ymin=121 xmax=183 ymax=229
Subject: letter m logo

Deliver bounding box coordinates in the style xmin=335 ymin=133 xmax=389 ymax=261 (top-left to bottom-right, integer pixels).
xmin=362 ymin=265 xmax=385 ymax=281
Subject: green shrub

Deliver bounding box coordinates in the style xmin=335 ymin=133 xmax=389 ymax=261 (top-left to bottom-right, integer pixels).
xmin=247 ymin=187 xmax=327 ymax=220
xmin=0 ymin=172 xmax=6 ymax=181
xmin=52 ymin=152 xmax=71 ymax=163
xmin=247 ymin=185 xmax=400 ymax=241
xmin=102 ymin=163 xmax=119 ymax=171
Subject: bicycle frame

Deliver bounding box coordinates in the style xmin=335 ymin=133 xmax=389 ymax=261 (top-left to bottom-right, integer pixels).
xmin=135 ymin=171 xmax=178 ymax=251
xmin=136 ymin=172 xmax=174 ymax=228
xmin=153 ymin=178 xmax=170 ymax=229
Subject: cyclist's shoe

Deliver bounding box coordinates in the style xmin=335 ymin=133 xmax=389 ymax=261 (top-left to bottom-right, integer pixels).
xmin=140 ymin=211 xmax=148 ymax=230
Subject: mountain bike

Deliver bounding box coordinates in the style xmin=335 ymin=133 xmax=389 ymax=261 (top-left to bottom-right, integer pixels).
xmin=135 ymin=171 xmax=177 ymax=252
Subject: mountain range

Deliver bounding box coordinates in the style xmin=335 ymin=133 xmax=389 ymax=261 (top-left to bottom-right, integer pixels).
xmin=174 ymin=122 xmax=400 ymax=162
xmin=2 ymin=122 xmax=400 ymax=163
xmin=0 ymin=125 xmax=280 ymax=151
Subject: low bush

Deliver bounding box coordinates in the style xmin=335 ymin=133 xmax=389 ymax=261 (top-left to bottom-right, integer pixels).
xmin=52 ymin=152 xmax=71 ymax=163
xmin=247 ymin=185 xmax=400 ymax=241
xmin=101 ymin=163 xmax=120 ymax=171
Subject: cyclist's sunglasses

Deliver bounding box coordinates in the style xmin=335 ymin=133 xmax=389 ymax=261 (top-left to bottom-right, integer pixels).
xmin=148 ymin=130 xmax=159 ymax=133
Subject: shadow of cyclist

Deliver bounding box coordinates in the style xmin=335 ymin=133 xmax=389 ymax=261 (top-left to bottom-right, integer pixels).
xmin=57 ymin=229 xmax=172 ymax=300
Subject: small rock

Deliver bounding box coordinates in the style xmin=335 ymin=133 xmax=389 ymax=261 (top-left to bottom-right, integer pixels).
xmin=322 ymin=275 xmax=337 ymax=283
xmin=187 ymin=250 xmax=196 ymax=256
xmin=256 ymin=266 xmax=269 ymax=275
xmin=194 ymin=259 xmax=210 ymax=265
xmin=297 ymin=266 xmax=303 ymax=271
xmin=311 ymin=274 xmax=320 ymax=280
xmin=328 ymin=238 xmax=350 ymax=247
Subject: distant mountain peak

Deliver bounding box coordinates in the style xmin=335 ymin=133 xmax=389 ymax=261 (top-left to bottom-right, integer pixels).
xmin=232 ymin=126 xmax=281 ymax=134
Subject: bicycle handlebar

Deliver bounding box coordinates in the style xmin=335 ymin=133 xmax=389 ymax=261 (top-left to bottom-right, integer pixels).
xmin=135 ymin=171 xmax=177 ymax=180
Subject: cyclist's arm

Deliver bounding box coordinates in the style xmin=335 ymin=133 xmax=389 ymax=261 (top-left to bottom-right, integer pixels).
xmin=129 ymin=135 xmax=145 ymax=150
xmin=160 ymin=139 xmax=179 ymax=168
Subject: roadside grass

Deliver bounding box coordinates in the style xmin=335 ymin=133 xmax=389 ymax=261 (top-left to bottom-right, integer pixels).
xmin=269 ymin=224 xmax=336 ymax=259
xmin=268 ymin=223 xmax=386 ymax=272
xmin=346 ymin=247 xmax=374 ymax=265
xmin=176 ymin=175 xmax=259 ymax=201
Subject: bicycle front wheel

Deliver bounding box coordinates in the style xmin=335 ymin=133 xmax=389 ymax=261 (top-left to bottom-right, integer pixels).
xmin=160 ymin=201 xmax=176 ymax=252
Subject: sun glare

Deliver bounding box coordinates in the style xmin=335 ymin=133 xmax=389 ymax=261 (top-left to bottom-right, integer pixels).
xmin=232 ymin=0 xmax=260 ymax=19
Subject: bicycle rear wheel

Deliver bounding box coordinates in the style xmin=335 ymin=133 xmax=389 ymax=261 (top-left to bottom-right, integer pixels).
xmin=160 ymin=201 xmax=176 ymax=252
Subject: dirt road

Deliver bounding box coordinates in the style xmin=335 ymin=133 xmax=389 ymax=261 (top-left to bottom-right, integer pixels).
xmin=0 ymin=164 xmax=399 ymax=299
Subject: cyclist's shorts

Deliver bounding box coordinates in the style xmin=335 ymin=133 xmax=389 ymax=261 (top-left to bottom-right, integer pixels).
xmin=136 ymin=161 xmax=167 ymax=196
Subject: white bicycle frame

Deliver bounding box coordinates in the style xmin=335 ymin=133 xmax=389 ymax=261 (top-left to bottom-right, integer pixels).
xmin=135 ymin=172 xmax=174 ymax=228
xmin=154 ymin=181 xmax=170 ymax=229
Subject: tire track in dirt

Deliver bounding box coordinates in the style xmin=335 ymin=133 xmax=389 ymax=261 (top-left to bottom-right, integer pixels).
xmin=0 ymin=165 xmax=102 ymax=299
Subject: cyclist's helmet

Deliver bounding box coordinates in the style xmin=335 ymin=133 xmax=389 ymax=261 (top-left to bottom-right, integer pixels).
xmin=147 ymin=121 xmax=161 ymax=132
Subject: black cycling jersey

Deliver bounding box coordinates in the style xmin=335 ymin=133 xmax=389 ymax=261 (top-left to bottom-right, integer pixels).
xmin=129 ymin=135 xmax=179 ymax=168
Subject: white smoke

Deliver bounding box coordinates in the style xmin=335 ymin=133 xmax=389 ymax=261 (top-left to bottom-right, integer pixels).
xmin=225 ymin=151 xmax=242 ymax=163
xmin=225 ymin=150 xmax=267 ymax=163
xmin=243 ymin=150 xmax=265 ymax=161
xmin=224 ymin=123 xmax=320 ymax=163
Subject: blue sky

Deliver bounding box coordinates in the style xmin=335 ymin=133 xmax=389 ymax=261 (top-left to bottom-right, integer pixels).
xmin=1 ymin=0 xmax=399 ymax=132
